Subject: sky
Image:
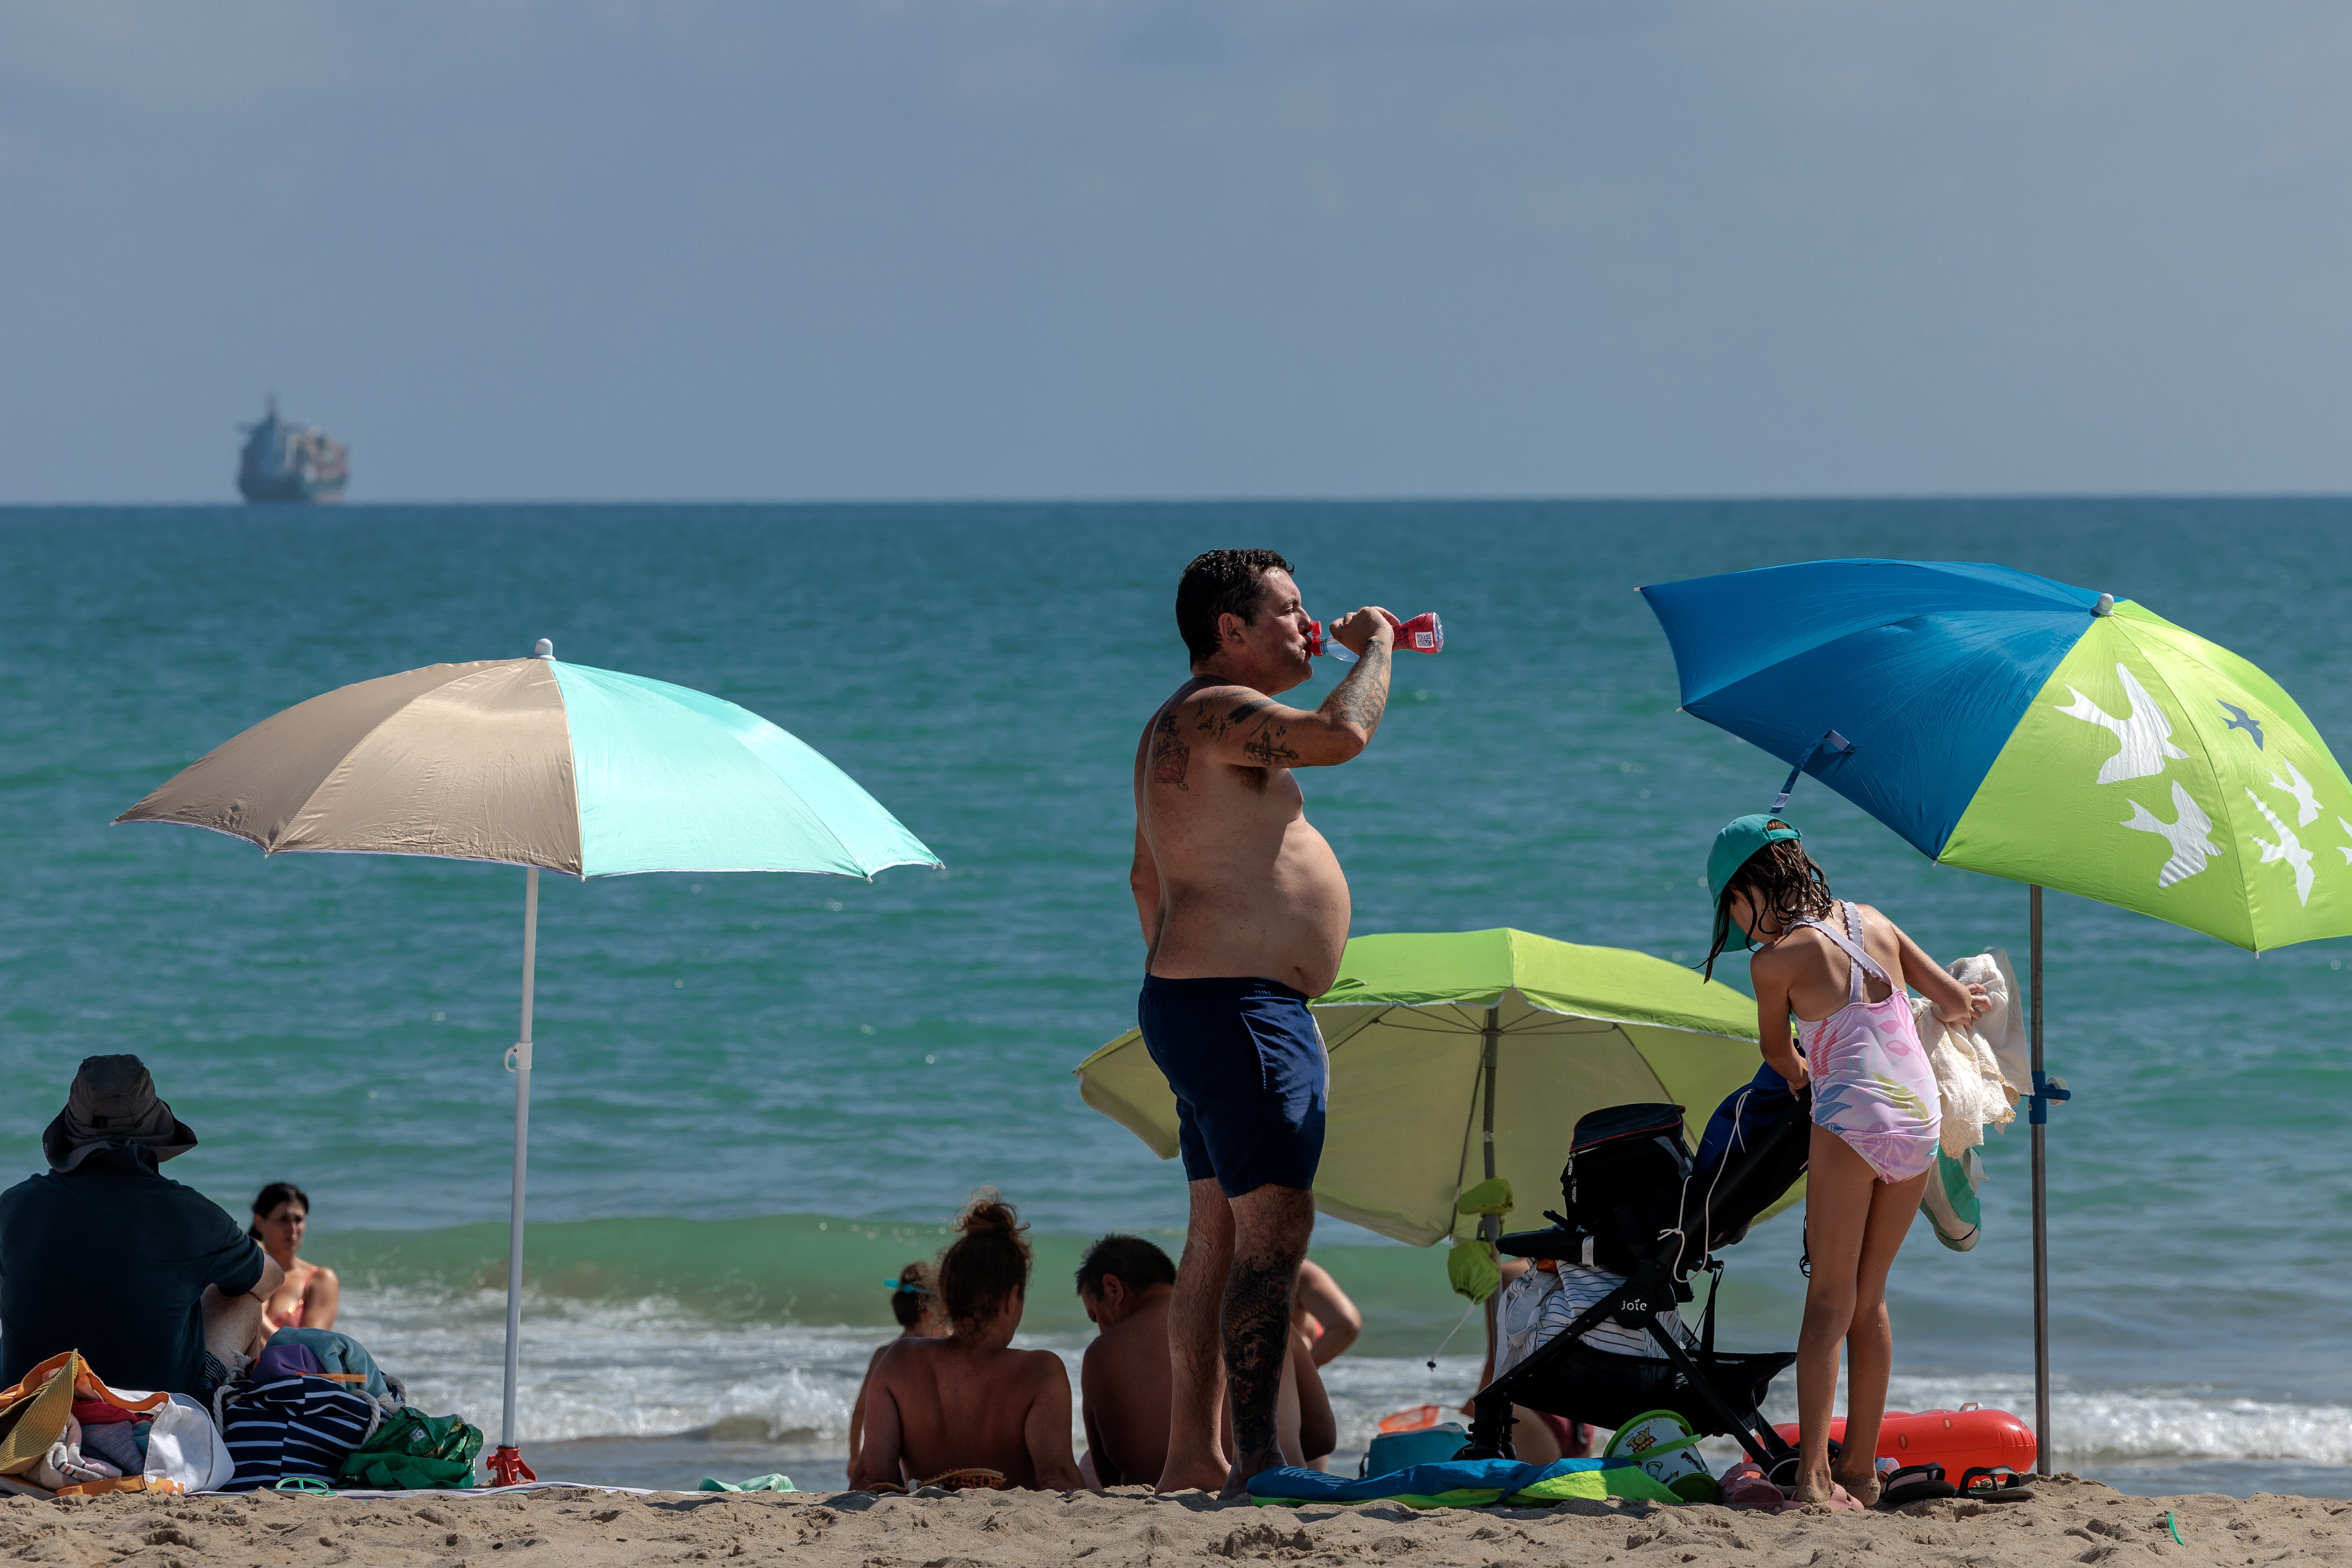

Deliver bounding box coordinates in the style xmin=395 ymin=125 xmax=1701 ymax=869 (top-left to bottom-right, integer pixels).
xmin=5 ymin=2 xmax=2352 ymax=503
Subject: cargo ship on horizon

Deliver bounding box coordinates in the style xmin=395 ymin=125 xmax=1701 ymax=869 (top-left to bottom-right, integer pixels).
xmin=238 ymin=396 xmax=348 ymax=503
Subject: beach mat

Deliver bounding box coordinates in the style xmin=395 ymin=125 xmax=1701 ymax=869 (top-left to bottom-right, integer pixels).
xmin=1248 ymin=1456 xmax=1682 ymax=1509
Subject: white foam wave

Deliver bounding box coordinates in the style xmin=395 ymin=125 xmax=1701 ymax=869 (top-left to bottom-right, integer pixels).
xmin=336 ymin=1288 xmax=2352 ymax=1472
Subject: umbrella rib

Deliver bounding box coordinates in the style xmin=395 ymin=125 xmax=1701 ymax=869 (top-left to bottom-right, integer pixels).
xmin=267 ymin=666 xmax=490 ymax=854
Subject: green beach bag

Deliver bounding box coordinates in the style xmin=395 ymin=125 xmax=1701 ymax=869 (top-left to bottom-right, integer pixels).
xmin=338 ymin=1408 xmax=483 ymax=1490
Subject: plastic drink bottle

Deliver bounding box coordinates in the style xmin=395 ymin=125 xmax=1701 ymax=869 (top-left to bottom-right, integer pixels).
xmin=1309 ymin=611 xmax=1443 ymax=663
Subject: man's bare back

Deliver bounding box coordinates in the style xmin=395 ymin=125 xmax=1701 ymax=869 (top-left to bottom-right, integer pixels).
xmin=853 ymin=1335 xmax=1079 ymax=1490
xmin=1079 ymin=1287 xmax=1174 ymax=1487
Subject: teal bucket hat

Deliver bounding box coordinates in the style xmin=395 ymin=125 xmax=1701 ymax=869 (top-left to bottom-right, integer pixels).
xmin=1707 ymin=814 xmax=1803 ymax=906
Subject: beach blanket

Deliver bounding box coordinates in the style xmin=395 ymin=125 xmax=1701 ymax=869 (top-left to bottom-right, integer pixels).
xmin=1248 ymin=1456 xmax=1682 ymax=1509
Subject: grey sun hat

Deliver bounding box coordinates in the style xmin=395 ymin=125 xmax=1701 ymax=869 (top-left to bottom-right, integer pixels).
xmin=41 ymin=1054 xmax=199 ymax=1172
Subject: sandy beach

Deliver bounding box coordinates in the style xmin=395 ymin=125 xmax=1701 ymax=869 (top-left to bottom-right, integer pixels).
xmin=8 ymin=1474 xmax=2347 ymax=1568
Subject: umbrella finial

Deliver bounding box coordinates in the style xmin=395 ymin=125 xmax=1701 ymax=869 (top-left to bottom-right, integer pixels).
xmin=2094 ymin=594 xmax=2114 ymax=616
xmin=532 ymin=638 xmax=554 ymax=659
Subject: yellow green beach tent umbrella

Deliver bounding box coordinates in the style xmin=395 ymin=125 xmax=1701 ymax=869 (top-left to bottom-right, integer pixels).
xmin=115 ymin=640 xmax=939 ymax=1482
xmin=1075 ymin=929 xmax=1765 ymax=1250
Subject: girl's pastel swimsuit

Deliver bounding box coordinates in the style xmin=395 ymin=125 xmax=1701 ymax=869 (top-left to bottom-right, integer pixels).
xmin=1788 ymin=900 xmax=1940 ymax=1184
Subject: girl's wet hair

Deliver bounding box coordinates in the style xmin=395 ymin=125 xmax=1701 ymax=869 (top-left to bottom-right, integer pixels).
xmin=1702 ymin=838 xmax=1835 ymax=979
xmin=247 ymin=1181 xmax=310 ymax=1242
xmin=937 ymin=1188 xmax=1033 ymax=1331
xmin=890 ymin=1261 xmax=940 ymax=1329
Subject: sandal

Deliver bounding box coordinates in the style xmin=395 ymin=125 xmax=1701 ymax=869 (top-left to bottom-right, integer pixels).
xmin=920 ymin=1469 xmax=1009 ymax=1492
xmin=1959 ymin=1466 xmax=2036 ymax=1503
xmin=1878 ymin=1464 xmax=1957 ymax=1508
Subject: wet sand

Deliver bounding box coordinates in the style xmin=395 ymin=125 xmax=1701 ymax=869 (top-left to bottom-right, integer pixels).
xmin=8 ymin=1473 xmax=2349 ymax=1566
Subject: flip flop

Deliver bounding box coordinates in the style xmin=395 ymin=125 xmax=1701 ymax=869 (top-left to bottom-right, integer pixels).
xmin=1878 ymin=1464 xmax=1957 ymax=1508
xmin=1959 ymin=1466 xmax=2036 ymax=1503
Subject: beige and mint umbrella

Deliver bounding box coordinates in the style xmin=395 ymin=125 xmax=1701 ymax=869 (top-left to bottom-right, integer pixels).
xmin=1076 ymin=929 xmax=1767 ymax=1250
xmin=116 ymin=641 xmax=939 ymax=1483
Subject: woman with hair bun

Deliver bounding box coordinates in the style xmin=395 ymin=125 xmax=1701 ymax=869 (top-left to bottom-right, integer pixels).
xmin=849 ymin=1191 xmax=1082 ymax=1492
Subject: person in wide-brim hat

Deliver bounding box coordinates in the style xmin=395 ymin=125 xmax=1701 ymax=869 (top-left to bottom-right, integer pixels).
xmin=40 ymin=1053 xmax=199 ymax=1172
xmin=2 ymin=1054 xmax=279 ymax=1400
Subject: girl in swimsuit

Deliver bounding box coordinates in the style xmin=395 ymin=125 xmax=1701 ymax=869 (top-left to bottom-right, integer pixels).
xmin=249 ymin=1181 xmax=340 ymax=1331
xmin=1704 ymin=816 xmax=1988 ymax=1507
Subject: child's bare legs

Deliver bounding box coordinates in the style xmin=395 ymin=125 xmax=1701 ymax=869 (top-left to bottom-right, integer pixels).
xmin=1795 ymin=1128 xmax=1929 ymax=1504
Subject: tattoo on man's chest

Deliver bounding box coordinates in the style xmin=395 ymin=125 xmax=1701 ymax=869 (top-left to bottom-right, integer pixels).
xmin=1149 ymin=711 xmax=1191 ymax=790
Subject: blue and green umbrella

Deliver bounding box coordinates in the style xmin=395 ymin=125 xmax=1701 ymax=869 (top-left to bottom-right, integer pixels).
xmin=118 ymin=640 xmax=939 ymax=1479
xmin=1641 ymin=558 xmax=2352 ymax=1471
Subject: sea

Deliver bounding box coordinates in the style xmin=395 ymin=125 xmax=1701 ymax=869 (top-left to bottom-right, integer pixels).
xmin=3 ymin=500 xmax=2349 ymax=1497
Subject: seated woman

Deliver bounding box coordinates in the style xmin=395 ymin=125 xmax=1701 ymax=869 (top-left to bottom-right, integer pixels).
xmin=849 ymin=1190 xmax=1082 ymax=1492
xmin=249 ymin=1183 xmax=339 ymax=1331
xmin=849 ymin=1262 xmax=947 ymax=1467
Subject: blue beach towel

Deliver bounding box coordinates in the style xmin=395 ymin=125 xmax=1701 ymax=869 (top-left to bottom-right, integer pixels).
xmin=1248 ymin=1456 xmax=1681 ymax=1509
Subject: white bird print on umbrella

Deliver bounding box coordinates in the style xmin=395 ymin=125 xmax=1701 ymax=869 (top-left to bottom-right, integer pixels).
xmin=2338 ymin=817 xmax=2352 ymax=868
xmin=2246 ymin=788 xmax=2315 ymax=907
xmin=2121 ymin=783 xmax=2221 ymax=888
xmin=2266 ymin=758 xmax=2323 ymax=827
xmin=2054 ymin=665 xmax=2189 ymax=785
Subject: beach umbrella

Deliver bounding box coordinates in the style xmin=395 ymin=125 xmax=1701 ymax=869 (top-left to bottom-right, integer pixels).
xmin=115 ymin=640 xmax=939 ymax=1483
xmin=1639 ymin=558 xmax=2352 ymax=1470
xmin=1074 ymin=929 xmax=1766 ymax=1250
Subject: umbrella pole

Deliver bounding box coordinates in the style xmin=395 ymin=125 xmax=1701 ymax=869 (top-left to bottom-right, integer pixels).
xmin=491 ymin=866 xmax=541 ymax=1487
xmin=2030 ymin=884 xmax=2050 ymax=1476
xmin=1478 ymin=1009 xmax=1501 ymax=1244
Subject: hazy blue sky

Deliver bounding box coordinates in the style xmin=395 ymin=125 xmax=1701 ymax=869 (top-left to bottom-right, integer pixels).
xmin=6 ymin=3 xmax=2352 ymax=501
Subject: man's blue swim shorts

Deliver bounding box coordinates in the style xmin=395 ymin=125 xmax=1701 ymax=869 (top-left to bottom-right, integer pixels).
xmin=1136 ymin=974 xmax=1328 ymax=1199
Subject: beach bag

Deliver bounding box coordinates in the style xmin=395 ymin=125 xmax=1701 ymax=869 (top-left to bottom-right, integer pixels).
xmin=216 ymin=1374 xmax=380 ymax=1492
xmin=338 ymin=1407 xmax=482 ymax=1491
xmin=1919 ymin=1148 xmax=1984 ymax=1253
xmin=142 ymin=1394 xmax=234 ymax=1493
xmin=0 ymin=1353 xmax=172 ymax=1480
xmin=1359 ymin=1424 xmax=1468 ymax=1477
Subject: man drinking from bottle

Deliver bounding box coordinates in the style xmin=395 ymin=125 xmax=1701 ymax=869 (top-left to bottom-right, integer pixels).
xmin=1128 ymin=549 xmax=1395 ymax=1497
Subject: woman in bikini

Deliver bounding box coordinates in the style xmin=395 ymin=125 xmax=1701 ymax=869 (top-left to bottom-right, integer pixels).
xmin=1704 ymin=816 xmax=1987 ymax=1507
xmin=249 ymin=1182 xmax=340 ymax=1331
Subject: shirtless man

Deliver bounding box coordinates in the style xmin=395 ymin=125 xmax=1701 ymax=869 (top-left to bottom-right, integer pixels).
xmin=1076 ymin=1234 xmax=1337 ymax=1486
xmin=850 ymin=1192 xmax=1081 ymax=1492
xmin=1130 ymin=549 xmax=1395 ymax=1496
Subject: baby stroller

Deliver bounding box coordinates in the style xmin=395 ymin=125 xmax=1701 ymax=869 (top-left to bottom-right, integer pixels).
xmin=1456 ymin=1067 xmax=1812 ymax=1481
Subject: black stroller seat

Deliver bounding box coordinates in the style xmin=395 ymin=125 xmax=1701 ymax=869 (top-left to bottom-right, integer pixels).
xmin=1455 ymin=1067 xmax=1812 ymax=1477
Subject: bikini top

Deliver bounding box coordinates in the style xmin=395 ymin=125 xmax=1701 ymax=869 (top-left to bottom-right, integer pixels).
xmin=1787 ymin=899 xmax=1895 ymax=1008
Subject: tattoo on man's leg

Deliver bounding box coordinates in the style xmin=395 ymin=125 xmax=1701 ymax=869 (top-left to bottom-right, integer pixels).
xmin=1222 ymin=1256 xmax=1296 ymax=1464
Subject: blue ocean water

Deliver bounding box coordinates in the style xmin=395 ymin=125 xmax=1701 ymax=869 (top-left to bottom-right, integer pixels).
xmin=2 ymin=500 xmax=2348 ymax=1494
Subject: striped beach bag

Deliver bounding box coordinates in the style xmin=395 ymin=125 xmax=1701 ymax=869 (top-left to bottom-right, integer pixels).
xmin=215 ymin=1375 xmax=380 ymax=1492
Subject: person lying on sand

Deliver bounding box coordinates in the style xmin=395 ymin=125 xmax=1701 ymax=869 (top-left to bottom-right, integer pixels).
xmin=849 ymin=1262 xmax=948 ymax=1470
xmin=250 ymin=1182 xmax=340 ymax=1331
xmin=1075 ymin=1234 xmax=1336 ymax=1484
xmin=850 ymin=1191 xmax=1081 ymax=1492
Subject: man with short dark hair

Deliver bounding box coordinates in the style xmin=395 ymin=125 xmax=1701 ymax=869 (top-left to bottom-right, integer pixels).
xmin=0 ymin=1057 xmax=282 ymax=1396
xmin=1129 ymin=549 xmax=1396 ymax=1496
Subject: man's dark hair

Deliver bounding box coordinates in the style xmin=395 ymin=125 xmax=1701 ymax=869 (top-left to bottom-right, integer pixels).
xmin=1074 ymin=1234 xmax=1177 ymax=1297
xmin=1175 ymin=550 xmax=1295 ymax=666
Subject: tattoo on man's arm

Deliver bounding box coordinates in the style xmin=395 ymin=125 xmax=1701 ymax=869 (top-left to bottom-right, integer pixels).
xmin=1199 ymin=696 xmax=1276 ymax=739
xmin=1330 ymin=641 xmax=1391 ymax=732
xmin=1148 ymin=711 xmax=1191 ymax=790
xmin=1241 ymin=721 xmax=1300 ymax=768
